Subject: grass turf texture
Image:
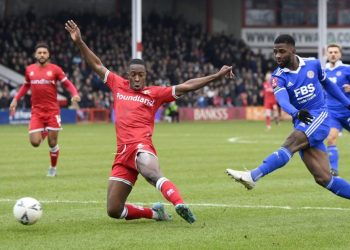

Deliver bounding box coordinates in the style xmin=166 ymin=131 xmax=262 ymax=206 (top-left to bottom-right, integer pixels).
xmin=1 ymin=121 xmax=350 ymax=249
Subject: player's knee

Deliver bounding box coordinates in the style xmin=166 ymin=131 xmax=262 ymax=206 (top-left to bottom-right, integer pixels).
xmin=107 ymin=205 xmax=123 ymax=219
xmin=48 ymin=140 xmax=58 ymax=148
xmin=314 ymin=175 xmax=331 ymax=187
xmin=145 ymin=174 xmax=160 ymax=186
xmin=30 ymin=140 xmax=41 ymax=147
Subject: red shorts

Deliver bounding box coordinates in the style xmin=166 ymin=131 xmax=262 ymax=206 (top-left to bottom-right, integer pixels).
xmin=264 ymin=99 xmax=277 ymax=110
xmin=29 ymin=111 xmax=62 ymax=134
xmin=109 ymin=142 xmax=157 ymax=186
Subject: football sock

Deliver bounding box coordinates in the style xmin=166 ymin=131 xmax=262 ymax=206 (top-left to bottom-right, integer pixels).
xmin=327 ymin=145 xmax=338 ymax=172
xmin=266 ymin=116 xmax=271 ymax=127
xmin=49 ymin=144 xmax=60 ymax=167
xmin=156 ymin=177 xmax=184 ymax=206
xmin=250 ymin=147 xmax=292 ymax=181
xmin=326 ymin=176 xmax=350 ymax=199
xmin=122 ymin=204 xmax=153 ymax=220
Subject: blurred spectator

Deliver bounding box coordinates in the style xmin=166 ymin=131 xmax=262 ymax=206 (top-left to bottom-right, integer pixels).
xmin=0 ymin=12 xmax=274 ymax=111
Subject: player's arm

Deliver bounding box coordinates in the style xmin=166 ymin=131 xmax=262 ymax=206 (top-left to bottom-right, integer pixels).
xmin=56 ymin=67 xmax=81 ymax=102
xmin=322 ymin=77 xmax=350 ymax=107
xmin=61 ymin=79 xmax=81 ymax=102
xmin=274 ymin=87 xmax=298 ymax=117
xmin=65 ymin=20 xmax=107 ymax=79
xmin=273 ymin=79 xmax=313 ymax=124
xmin=343 ymin=68 xmax=350 ymax=93
xmin=318 ymin=63 xmax=350 ymax=108
xmin=174 ymin=65 xmax=233 ymax=96
xmin=9 ymin=83 xmax=30 ymax=112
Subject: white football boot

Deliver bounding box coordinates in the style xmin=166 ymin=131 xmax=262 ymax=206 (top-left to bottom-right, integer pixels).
xmin=226 ymin=169 xmax=256 ymax=190
xmin=47 ymin=167 xmax=57 ymax=177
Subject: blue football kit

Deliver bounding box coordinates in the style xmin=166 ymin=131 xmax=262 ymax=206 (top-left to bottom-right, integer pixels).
xmin=325 ymin=61 xmax=350 ymax=131
xmin=249 ymin=56 xmax=350 ymax=199
xmin=272 ymin=56 xmax=350 ymax=151
xmin=325 ymin=61 xmax=350 ymax=173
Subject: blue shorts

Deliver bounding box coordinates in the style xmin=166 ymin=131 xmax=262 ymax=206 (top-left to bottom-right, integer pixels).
xmin=328 ymin=110 xmax=350 ymax=132
xmin=294 ymin=109 xmax=329 ymax=153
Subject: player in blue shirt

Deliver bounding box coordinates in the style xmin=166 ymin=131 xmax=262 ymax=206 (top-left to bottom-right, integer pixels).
xmin=226 ymin=34 xmax=350 ymax=200
xmin=324 ymin=43 xmax=350 ymax=176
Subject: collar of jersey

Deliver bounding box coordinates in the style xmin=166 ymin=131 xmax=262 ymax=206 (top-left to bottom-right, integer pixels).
xmin=281 ymin=55 xmax=305 ymax=73
xmin=325 ymin=60 xmax=343 ymax=70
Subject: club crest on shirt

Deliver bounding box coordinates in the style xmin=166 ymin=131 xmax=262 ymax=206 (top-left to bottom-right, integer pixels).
xmin=307 ymin=71 xmax=314 ymax=79
xmin=47 ymin=71 xmax=53 ymax=77
xmin=271 ymin=77 xmax=278 ymax=88
xmin=30 ymin=71 xmax=34 ymax=76
xmin=336 ymin=71 xmax=342 ymax=77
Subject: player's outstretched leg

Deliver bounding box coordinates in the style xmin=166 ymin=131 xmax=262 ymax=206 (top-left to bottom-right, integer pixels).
xmin=226 ymin=147 xmax=292 ymax=190
xmin=156 ymin=177 xmax=196 ymax=223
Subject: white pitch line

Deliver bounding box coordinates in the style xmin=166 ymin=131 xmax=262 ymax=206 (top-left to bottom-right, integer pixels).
xmin=1 ymin=199 xmax=350 ymax=211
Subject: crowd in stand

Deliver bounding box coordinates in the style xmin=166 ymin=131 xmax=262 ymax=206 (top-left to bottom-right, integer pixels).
xmin=0 ymin=11 xmax=276 ymax=111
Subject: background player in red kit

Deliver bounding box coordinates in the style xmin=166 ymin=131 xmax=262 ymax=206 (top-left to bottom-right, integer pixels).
xmin=65 ymin=20 xmax=234 ymax=224
xmin=262 ymin=71 xmax=280 ymax=130
xmin=9 ymin=42 xmax=80 ymax=177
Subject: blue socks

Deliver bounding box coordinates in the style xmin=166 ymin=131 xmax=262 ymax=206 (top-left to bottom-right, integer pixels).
xmin=251 ymin=147 xmax=292 ymax=182
xmin=248 ymin=146 xmax=350 ymax=200
xmin=327 ymin=145 xmax=338 ymax=173
xmin=326 ymin=176 xmax=350 ymax=199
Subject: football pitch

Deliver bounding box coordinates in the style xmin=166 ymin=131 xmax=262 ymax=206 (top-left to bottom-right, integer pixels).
xmin=1 ymin=120 xmax=350 ymax=249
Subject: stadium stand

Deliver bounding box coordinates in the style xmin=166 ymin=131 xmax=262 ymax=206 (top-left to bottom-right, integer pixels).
xmin=0 ymin=11 xmax=276 ymax=113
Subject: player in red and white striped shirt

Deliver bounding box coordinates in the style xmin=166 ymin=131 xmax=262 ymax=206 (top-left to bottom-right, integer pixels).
xmin=66 ymin=20 xmax=233 ymax=224
xmin=9 ymin=42 xmax=80 ymax=177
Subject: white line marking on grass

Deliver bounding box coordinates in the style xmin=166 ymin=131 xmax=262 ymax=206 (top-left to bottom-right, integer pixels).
xmin=228 ymin=137 xmax=257 ymax=144
xmin=1 ymin=199 xmax=349 ymax=211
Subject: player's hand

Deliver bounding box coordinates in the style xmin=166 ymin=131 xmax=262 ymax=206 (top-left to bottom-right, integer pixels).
xmin=343 ymin=84 xmax=350 ymax=93
xmin=217 ymin=65 xmax=234 ymax=79
xmin=71 ymin=95 xmax=81 ymax=103
xmin=65 ymin=20 xmax=82 ymax=43
xmin=9 ymin=99 xmax=17 ymax=112
xmin=296 ymin=109 xmax=313 ymax=125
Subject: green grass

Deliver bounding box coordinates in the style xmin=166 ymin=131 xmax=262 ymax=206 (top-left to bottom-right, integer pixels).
xmin=1 ymin=121 xmax=350 ymax=249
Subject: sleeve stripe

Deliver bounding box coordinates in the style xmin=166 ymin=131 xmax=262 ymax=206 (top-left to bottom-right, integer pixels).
xmin=61 ymin=77 xmax=67 ymax=82
xmin=103 ymin=70 xmax=110 ymax=83
xmin=274 ymin=87 xmax=286 ymax=95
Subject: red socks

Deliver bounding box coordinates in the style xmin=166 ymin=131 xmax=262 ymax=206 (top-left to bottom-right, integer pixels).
xmin=266 ymin=116 xmax=271 ymax=127
xmin=124 ymin=204 xmax=153 ymax=220
xmin=156 ymin=177 xmax=184 ymax=206
xmin=50 ymin=145 xmax=60 ymax=167
xmin=119 ymin=177 xmax=184 ymax=221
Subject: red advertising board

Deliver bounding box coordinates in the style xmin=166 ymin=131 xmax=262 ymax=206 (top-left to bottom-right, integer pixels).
xmin=179 ymin=107 xmax=246 ymax=121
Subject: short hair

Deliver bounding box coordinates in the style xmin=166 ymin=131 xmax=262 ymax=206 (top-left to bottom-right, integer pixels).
xmin=274 ymin=34 xmax=295 ymax=47
xmin=327 ymin=43 xmax=342 ymax=53
xmin=130 ymin=58 xmax=145 ymax=67
xmin=35 ymin=42 xmax=49 ymax=52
